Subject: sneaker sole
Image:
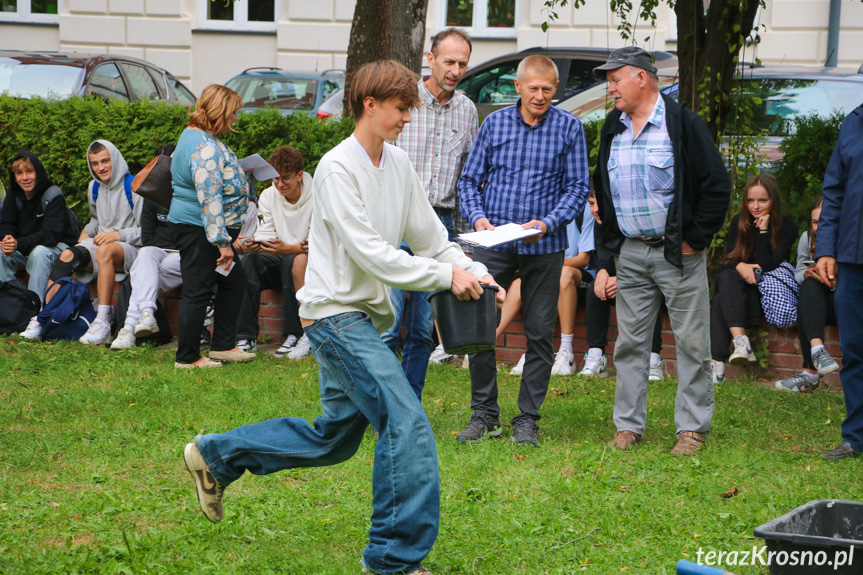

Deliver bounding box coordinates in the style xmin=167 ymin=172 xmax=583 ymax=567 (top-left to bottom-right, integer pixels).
xmin=134 ymin=326 xmax=159 ymax=337
xmin=183 ymin=443 xmax=223 ymax=523
xmin=457 ymin=428 xmax=503 ymax=444
xmin=511 ymin=436 xmax=538 ymax=447
xmin=816 ymin=363 xmax=839 ymax=375
xmin=728 ymin=353 xmax=756 ymax=366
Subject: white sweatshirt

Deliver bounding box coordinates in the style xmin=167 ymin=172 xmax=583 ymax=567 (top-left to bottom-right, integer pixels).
xmin=298 ymin=138 xmax=487 ymax=333
xmin=254 ymin=175 xmax=313 ymax=243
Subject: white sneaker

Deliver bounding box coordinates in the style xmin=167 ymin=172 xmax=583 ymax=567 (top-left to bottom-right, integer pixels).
xmin=236 ymin=339 xmax=257 ymax=352
xmin=578 ymin=354 xmax=608 ymax=378
xmin=711 ymin=360 xmax=726 ymax=384
xmin=274 ymin=334 xmax=299 ymax=358
xmin=551 ymin=349 xmax=575 ymax=376
xmin=79 ymin=318 xmax=112 ymax=345
xmin=509 ymin=353 xmax=526 ymax=376
xmin=110 ymin=328 xmax=136 ymax=350
xmin=649 ymin=358 xmax=664 ymax=381
xmin=287 ymin=334 xmax=311 ymax=359
xmin=429 ymin=344 xmax=454 ymax=365
xmin=462 ymin=354 xmax=470 ymax=369
xmin=20 ymin=316 xmax=43 ymax=340
xmin=203 ymin=304 xmax=215 ymax=327
xmin=134 ymin=310 xmax=159 ymax=338
xmin=728 ymin=334 xmax=756 ymax=365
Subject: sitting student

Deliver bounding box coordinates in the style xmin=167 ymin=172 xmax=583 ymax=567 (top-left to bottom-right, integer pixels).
xmin=776 ymin=197 xmax=839 ymax=391
xmin=710 ymin=174 xmax=797 ymax=383
xmin=21 ymin=140 xmax=143 ymax=342
xmin=1 ymin=151 xmax=77 ymax=303
xmin=580 ymin=189 xmax=665 ymax=380
xmin=235 ymin=145 xmax=312 ymax=359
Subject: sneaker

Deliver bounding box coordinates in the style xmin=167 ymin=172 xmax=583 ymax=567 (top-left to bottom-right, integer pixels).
xmin=360 ymin=559 xmax=432 ymax=575
xmin=578 ymin=354 xmax=608 ymax=378
xmin=728 ymin=334 xmax=756 ymax=365
xmin=428 ymin=344 xmax=454 ymax=365
xmin=649 ymin=358 xmax=664 ymax=381
xmin=551 ymin=350 xmax=575 ymax=376
xmin=274 ymin=334 xmax=299 ymax=358
xmin=608 ymin=430 xmax=641 ymax=451
xmin=203 ymin=304 xmax=215 ymax=327
xmin=456 ymin=412 xmax=503 ymax=443
xmin=812 ymin=347 xmax=839 ymax=375
xmin=79 ymin=318 xmax=112 ymax=345
xmin=511 ymin=418 xmax=539 ymax=447
xmin=200 ymin=328 xmax=212 ymax=347
xmin=183 ymin=442 xmax=225 ymax=522
xmin=509 ymin=353 xmax=526 ymax=376
xmin=461 ymin=354 xmax=470 ymax=369
xmin=711 ymin=360 xmax=726 ymax=384
xmin=287 ymin=334 xmax=310 ymax=359
xmin=134 ymin=310 xmax=159 ymax=338
xmin=19 ymin=316 xmax=42 ymax=340
xmin=672 ymin=431 xmax=706 ymax=457
xmin=775 ymin=372 xmax=819 ymax=392
xmin=175 ymin=358 xmax=222 ymax=369
xmin=209 ymin=349 xmax=256 ymax=363
xmin=110 ymin=328 xmax=136 ymax=350
xmin=236 ymin=339 xmax=258 ymax=352
xmin=822 ymin=441 xmax=861 ymax=461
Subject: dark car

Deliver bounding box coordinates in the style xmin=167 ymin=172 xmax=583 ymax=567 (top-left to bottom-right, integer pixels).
xmin=457 ymin=46 xmax=677 ymax=117
xmin=225 ymin=67 xmax=345 ymax=116
xmin=0 ymin=50 xmax=196 ymax=105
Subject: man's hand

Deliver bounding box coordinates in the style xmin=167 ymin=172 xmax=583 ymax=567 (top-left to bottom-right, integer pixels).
xmin=816 ymin=256 xmax=837 ymax=289
xmin=1 ymin=235 xmax=17 ymax=256
xmin=605 ymin=275 xmax=618 ymax=299
xmin=78 ymin=231 xmax=90 ymax=243
xmin=480 ymin=273 xmax=506 ymax=308
xmin=681 ymin=240 xmax=697 ymax=255
xmin=300 ymin=240 xmax=309 ymax=255
xmin=735 ymin=262 xmax=761 ymax=285
xmin=803 ymin=267 xmax=827 ymax=284
xmin=451 ymin=267 xmax=484 ymax=301
xmin=233 ymin=236 xmax=248 ymax=254
xmin=522 ymin=219 xmax=547 ymax=244
xmin=260 ymin=238 xmax=292 ymax=255
xmin=474 ymin=218 xmax=494 ymax=232
xmin=594 ymin=269 xmax=610 ymax=301
xmin=93 ymin=230 xmax=120 ymax=246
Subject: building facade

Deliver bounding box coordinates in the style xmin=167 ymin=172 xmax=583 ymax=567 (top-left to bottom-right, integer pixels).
xmin=1 ymin=0 xmax=862 ymax=95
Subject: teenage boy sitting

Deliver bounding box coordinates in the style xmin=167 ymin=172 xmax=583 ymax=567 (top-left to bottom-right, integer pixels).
xmin=235 ymin=145 xmax=313 ymax=359
xmin=22 ymin=140 xmax=143 ymax=342
xmin=182 ymin=60 xmax=504 ymax=575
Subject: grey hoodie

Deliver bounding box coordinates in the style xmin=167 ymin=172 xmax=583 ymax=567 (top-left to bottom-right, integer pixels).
xmin=83 ymin=139 xmax=143 ymax=246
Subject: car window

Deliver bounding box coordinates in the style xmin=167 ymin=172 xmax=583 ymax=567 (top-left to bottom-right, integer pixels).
xmin=459 ymin=60 xmax=520 ymax=105
xmin=168 ymin=76 xmax=196 ymax=107
xmin=87 ymin=63 xmax=130 ymax=102
xmin=120 ymin=63 xmax=162 ymax=102
xmin=322 ymin=79 xmax=340 ymax=100
xmin=144 ymin=67 xmax=168 ymax=99
xmin=0 ymin=58 xmax=84 ymax=99
xmin=226 ymin=77 xmax=319 ymax=110
xmin=561 ymin=59 xmax=601 ymax=100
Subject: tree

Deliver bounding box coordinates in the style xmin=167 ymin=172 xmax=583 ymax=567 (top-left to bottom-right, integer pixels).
xmin=343 ymin=0 xmax=430 ymax=116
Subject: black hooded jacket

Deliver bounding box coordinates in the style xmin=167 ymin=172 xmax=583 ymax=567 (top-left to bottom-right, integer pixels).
xmin=0 ymin=151 xmax=77 ymax=255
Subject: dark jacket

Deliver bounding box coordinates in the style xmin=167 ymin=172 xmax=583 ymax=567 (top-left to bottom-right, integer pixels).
xmin=141 ymin=199 xmax=177 ymax=250
xmin=815 ymin=104 xmax=863 ymax=264
xmin=593 ymin=93 xmax=731 ymax=269
xmin=723 ymin=213 xmax=798 ymax=273
xmin=0 ymin=151 xmax=77 ymax=256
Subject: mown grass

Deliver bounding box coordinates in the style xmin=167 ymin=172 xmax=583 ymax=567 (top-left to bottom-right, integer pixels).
xmin=1 ymin=338 xmax=860 ymax=574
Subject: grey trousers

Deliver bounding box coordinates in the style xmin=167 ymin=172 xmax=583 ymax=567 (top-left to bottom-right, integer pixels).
xmin=613 ymin=239 xmax=714 ymax=436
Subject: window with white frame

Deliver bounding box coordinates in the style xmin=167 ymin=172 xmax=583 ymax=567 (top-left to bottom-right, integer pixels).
xmin=0 ymin=0 xmax=62 ymax=23
xmin=198 ymin=0 xmax=278 ymax=32
xmin=441 ymin=0 xmax=519 ymax=39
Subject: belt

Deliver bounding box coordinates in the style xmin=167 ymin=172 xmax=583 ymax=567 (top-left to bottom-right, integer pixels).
xmin=636 ymin=236 xmax=665 ymax=248
xmin=433 ymin=207 xmax=453 ymax=216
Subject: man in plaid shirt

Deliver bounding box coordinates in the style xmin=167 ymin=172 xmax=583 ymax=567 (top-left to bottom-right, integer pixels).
xmin=381 ymin=28 xmax=478 ymax=401
xmin=457 ymin=54 xmax=590 ymax=447
xmin=592 ymin=47 xmax=730 ymax=456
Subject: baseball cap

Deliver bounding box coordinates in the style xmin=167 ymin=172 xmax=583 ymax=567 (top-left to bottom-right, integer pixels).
xmin=593 ymin=46 xmax=657 ymax=78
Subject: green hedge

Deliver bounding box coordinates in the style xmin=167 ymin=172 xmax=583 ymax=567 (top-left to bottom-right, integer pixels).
xmin=0 ymin=95 xmax=354 ymax=220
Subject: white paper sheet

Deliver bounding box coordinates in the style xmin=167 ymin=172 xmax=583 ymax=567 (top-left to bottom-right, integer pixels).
xmin=458 ymin=223 xmax=544 ymax=248
xmin=239 ymin=154 xmax=280 ymax=181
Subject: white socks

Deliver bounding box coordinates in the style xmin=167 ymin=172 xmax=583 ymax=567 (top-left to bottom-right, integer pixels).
xmin=96 ymin=305 xmax=112 ymax=325
xmin=559 ymin=333 xmax=573 ymax=354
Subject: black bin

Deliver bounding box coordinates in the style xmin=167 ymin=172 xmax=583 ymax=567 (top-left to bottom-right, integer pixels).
xmin=428 ymin=285 xmax=498 ymax=355
xmin=753 ymin=499 xmax=862 ymax=574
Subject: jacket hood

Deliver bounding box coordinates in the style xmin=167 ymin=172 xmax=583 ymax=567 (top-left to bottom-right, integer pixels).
xmin=9 ymin=150 xmax=53 ymax=199
xmin=279 ymin=175 xmax=313 ymax=211
xmin=86 ymin=139 xmax=130 ymax=190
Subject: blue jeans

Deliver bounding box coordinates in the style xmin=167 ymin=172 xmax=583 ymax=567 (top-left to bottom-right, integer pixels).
xmin=835 ymin=263 xmax=863 ymax=450
xmin=0 ymin=243 xmax=67 ymax=302
xmin=196 ymin=311 xmax=440 ymax=574
xmin=382 ymin=214 xmax=455 ymax=400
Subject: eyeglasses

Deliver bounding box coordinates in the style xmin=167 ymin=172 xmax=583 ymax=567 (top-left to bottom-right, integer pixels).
xmin=274 ymin=172 xmax=299 ymax=183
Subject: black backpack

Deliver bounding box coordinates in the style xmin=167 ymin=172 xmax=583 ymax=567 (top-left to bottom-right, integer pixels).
xmin=16 ymin=185 xmax=82 ymax=240
xmin=0 ymin=279 xmax=41 ymax=335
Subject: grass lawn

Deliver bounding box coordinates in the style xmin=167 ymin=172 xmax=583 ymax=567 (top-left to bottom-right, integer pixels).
xmin=1 ymin=338 xmax=860 ymax=574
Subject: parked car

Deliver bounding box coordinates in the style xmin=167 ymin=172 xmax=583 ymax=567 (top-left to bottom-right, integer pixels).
xmin=225 ymin=67 xmax=344 ymax=116
xmin=457 ymin=46 xmax=677 ymax=118
xmin=314 ymin=67 xmax=430 ymax=121
xmin=0 ymin=50 xmax=196 ymax=105
xmin=556 ymin=64 xmax=863 ymax=163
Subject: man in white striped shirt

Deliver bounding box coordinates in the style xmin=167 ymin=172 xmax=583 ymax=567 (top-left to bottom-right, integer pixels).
xmin=381 ymin=28 xmax=479 ymax=400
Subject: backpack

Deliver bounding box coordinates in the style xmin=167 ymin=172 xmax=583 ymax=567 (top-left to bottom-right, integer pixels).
xmin=92 ymin=174 xmax=135 ymax=211
xmin=15 ymin=185 xmax=82 ymax=240
xmin=110 ymin=279 xmax=172 ymax=345
xmin=37 ymin=277 xmax=96 ymax=340
xmin=0 ymin=279 xmax=41 ymax=335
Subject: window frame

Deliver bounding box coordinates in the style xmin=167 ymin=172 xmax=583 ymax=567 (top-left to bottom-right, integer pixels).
xmin=197 ymin=0 xmax=279 ymax=32
xmin=438 ymin=0 xmax=520 ymax=40
xmin=0 ymin=0 xmax=63 ymax=24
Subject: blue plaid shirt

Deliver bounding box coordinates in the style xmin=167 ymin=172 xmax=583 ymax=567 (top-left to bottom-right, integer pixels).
xmin=458 ymin=101 xmax=589 ymax=254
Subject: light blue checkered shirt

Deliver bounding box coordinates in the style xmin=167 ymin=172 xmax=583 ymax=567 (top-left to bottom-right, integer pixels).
xmin=608 ymin=94 xmax=675 ymax=238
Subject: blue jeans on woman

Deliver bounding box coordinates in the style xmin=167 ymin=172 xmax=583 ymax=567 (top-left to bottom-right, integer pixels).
xmin=196 ymin=311 xmax=440 ymax=574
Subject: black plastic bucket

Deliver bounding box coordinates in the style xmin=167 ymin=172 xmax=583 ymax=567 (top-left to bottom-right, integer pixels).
xmin=753 ymin=499 xmax=862 ymax=574
xmin=428 ymin=284 xmax=498 ymax=355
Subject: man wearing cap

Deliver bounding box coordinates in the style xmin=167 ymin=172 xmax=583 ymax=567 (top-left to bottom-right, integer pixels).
xmin=592 ymin=46 xmax=730 ymax=456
